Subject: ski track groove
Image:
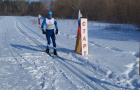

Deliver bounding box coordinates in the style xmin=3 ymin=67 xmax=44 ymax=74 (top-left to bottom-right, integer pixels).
xmin=14 ymin=18 xmax=52 ymax=89
xmin=59 ymin=54 xmax=130 ymax=89
xmin=55 ymin=56 xmax=104 ymax=90
xmin=12 ymin=17 xmax=38 ymax=69
xmin=16 ymin=17 xmax=46 ymax=41
xmin=15 ymin=18 xmax=45 ymax=51
xmin=14 ymin=17 xmax=109 ymax=89
xmin=57 ymin=49 xmax=108 ymax=77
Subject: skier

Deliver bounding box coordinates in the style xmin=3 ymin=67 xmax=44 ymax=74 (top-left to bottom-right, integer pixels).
xmin=41 ymin=11 xmax=58 ymax=55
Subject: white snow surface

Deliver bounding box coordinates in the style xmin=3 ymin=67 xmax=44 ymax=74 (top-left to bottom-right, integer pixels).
xmin=0 ymin=16 xmax=140 ymax=90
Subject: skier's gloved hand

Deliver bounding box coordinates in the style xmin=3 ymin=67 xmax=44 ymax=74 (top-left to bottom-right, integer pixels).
xmin=55 ymin=29 xmax=58 ymax=35
xmin=42 ymin=30 xmax=46 ymax=34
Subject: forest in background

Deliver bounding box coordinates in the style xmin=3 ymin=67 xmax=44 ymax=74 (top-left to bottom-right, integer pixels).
xmin=0 ymin=0 xmax=140 ymax=26
xmin=0 ymin=0 xmax=47 ymax=16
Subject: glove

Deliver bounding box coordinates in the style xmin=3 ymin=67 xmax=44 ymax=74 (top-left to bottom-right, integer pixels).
xmin=42 ymin=30 xmax=46 ymax=34
xmin=55 ymin=29 xmax=58 ymax=35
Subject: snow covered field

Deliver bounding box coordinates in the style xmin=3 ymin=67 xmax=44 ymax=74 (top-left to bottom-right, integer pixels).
xmin=0 ymin=16 xmax=140 ymax=90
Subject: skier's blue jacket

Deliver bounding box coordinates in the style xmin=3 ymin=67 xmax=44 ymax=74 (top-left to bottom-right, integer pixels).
xmin=41 ymin=17 xmax=58 ymax=30
xmin=41 ymin=17 xmax=58 ymax=49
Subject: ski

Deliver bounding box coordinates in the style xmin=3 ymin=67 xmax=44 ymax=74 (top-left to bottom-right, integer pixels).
xmin=55 ymin=55 xmax=60 ymax=58
xmin=47 ymin=53 xmax=52 ymax=56
xmin=54 ymin=55 xmax=63 ymax=60
xmin=46 ymin=52 xmax=52 ymax=57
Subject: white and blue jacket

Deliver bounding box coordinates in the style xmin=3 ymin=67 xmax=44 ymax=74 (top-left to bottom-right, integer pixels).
xmin=41 ymin=17 xmax=58 ymax=30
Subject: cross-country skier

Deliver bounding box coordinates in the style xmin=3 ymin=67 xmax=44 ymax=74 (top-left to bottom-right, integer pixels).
xmin=41 ymin=11 xmax=58 ymax=55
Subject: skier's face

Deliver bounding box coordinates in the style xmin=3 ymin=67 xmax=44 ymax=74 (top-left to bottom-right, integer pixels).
xmin=49 ymin=14 xmax=52 ymax=18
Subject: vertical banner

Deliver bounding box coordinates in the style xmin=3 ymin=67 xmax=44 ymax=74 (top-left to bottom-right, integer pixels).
xmin=75 ymin=10 xmax=82 ymax=53
xmin=81 ymin=18 xmax=88 ymax=56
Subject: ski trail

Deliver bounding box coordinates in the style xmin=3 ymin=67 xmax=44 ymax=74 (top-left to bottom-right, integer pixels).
xmin=14 ymin=17 xmax=112 ymax=89
xmin=14 ymin=17 xmax=99 ymax=89
xmin=14 ymin=17 xmax=129 ymax=89
xmin=13 ymin=17 xmax=83 ymax=89
xmin=12 ymin=17 xmax=139 ymax=89
xmin=13 ymin=17 xmax=55 ymax=89
xmin=11 ymin=17 xmax=62 ymax=89
xmin=14 ymin=18 xmax=45 ymax=51
xmin=15 ymin=17 xmax=46 ymax=41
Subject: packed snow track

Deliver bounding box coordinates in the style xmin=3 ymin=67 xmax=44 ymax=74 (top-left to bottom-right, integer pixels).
xmin=0 ymin=16 xmax=140 ymax=90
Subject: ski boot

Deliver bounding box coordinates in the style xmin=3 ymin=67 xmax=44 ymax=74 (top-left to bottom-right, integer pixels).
xmin=54 ymin=49 xmax=58 ymax=55
xmin=46 ymin=49 xmax=50 ymax=54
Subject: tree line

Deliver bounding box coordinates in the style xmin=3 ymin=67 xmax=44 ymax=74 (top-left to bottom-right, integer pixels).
xmin=0 ymin=0 xmax=140 ymax=25
xmin=50 ymin=0 xmax=140 ymax=25
xmin=0 ymin=0 xmax=47 ymax=16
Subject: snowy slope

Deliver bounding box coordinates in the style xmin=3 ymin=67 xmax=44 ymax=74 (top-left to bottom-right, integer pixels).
xmin=0 ymin=16 xmax=140 ymax=90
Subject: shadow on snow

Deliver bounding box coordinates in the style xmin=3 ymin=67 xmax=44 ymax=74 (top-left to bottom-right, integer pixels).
xmin=10 ymin=44 xmax=45 ymax=52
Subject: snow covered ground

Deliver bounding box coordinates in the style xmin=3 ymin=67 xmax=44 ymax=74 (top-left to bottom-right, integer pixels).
xmin=0 ymin=16 xmax=140 ymax=90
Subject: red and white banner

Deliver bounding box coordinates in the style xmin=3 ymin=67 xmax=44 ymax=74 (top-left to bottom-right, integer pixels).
xmin=81 ymin=18 xmax=88 ymax=56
